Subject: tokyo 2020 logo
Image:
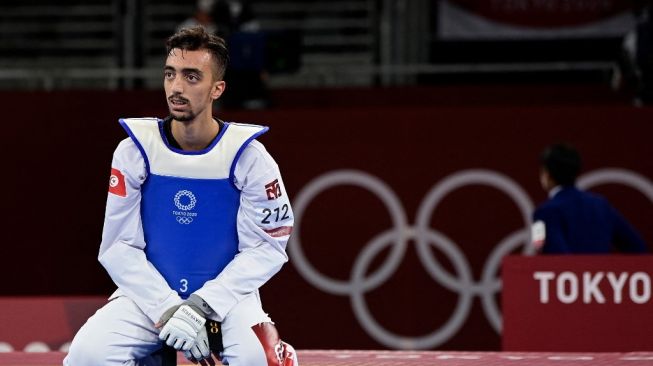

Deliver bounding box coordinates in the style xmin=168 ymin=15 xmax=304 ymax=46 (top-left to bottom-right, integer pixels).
xmin=173 ymin=190 xmax=197 ymax=224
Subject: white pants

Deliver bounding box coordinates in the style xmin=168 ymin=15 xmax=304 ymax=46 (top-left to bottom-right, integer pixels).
xmin=64 ymin=292 xmax=272 ymax=366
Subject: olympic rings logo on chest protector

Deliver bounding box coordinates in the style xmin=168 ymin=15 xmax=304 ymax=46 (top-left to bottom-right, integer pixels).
xmin=288 ymin=168 xmax=653 ymax=350
xmin=176 ymin=216 xmax=194 ymax=225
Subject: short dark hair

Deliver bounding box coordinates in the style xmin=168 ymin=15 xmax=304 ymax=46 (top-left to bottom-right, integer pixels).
xmin=166 ymin=25 xmax=229 ymax=80
xmin=540 ymin=143 xmax=582 ymax=186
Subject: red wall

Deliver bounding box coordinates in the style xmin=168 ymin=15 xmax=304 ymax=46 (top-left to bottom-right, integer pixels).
xmin=2 ymin=88 xmax=652 ymax=351
xmin=0 ymin=297 xmax=107 ymax=351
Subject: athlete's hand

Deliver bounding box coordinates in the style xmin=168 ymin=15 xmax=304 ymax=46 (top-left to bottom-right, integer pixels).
xmin=183 ymin=326 xmax=217 ymax=366
xmin=157 ymin=304 xmax=205 ymax=351
xmin=156 ymin=294 xmax=215 ymax=351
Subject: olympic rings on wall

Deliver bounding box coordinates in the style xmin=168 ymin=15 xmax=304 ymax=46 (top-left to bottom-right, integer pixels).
xmin=288 ymin=168 xmax=653 ymax=349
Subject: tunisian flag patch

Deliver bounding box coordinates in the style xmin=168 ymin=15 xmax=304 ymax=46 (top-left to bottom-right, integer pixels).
xmin=108 ymin=168 xmax=127 ymax=197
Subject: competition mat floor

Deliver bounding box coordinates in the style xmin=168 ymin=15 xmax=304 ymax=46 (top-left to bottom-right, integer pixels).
xmin=1 ymin=350 xmax=653 ymax=366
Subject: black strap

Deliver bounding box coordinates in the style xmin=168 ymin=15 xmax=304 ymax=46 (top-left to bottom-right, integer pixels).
xmin=206 ymin=320 xmax=224 ymax=354
xmin=159 ymin=345 xmax=177 ymax=366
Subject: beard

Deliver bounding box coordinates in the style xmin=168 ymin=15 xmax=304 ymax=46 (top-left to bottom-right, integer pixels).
xmin=168 ymin=94 xmax=195 ymax=121
xmin=169 ymin=110 xmax=196 ymax=122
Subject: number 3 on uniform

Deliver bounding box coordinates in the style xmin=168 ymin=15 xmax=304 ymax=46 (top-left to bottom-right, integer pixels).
xmin=180 ymin=279 xmax=188 ymax=293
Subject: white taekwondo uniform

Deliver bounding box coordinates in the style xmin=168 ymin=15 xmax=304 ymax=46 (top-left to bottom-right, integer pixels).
xmin=64 ymin=118 xmax=294 ymax=366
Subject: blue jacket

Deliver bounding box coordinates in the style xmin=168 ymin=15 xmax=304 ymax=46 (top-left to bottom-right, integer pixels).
xmin=533 ymin=186 xmax=648 ymax=254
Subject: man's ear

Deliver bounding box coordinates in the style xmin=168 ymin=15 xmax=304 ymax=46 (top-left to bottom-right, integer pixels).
xmin=211 ymin=80 xmax=226 ymax=100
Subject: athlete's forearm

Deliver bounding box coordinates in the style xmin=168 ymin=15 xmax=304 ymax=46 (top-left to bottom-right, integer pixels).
xmin=194 ymin=243 xmax=287 ymax=320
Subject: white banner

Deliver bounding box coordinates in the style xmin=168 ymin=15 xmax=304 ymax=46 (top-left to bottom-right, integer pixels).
xmin=438 ymin=0 xmax=636 ymax=40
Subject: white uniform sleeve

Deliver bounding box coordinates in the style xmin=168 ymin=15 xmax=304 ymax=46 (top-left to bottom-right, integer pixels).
xmin=195 ymin=140 xmax=293 ymax=320
xmin=98 ymin=138 xmax=182 ymax=323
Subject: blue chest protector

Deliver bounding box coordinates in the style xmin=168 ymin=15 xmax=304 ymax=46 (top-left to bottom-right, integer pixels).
xmin=120 ymin=118 xmax=268 ymax=298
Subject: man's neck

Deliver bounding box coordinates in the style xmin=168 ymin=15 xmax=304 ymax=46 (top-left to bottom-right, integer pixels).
xmin=171 ymin=116 xmax=220 ymax=151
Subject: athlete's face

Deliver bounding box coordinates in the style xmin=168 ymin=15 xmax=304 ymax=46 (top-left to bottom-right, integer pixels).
xmin=164 ymin=48 xmax=225 ymax=122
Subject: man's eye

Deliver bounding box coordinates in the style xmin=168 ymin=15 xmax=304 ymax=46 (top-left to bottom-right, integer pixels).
xmin=187 ymin=74 xmax=199 ymax=82
xmin=164 ymin=71 xmax=174 ymax=79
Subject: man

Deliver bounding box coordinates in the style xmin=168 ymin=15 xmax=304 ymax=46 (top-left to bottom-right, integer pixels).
xmin=64 ymin=26 xmax=297 ymax=366
xmin=531 ymin=143 xmax=648 ymax=254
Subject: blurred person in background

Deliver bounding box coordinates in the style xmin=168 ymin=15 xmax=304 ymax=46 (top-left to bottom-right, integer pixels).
xmin=64 ymin=26 xmax=296 ymax=366
xmin=179 ymin=0 xmax=259 ymax=38
xmin=178 ymin=0 xmax=219 ymax=34
xmin=213 ymin=0 xmax=269 ymax=110
xmin=531 ymin=143 xmax=648 ymax=254
xmin=212 ymin=0 xmax=260 ymax=39
xmin=617 ymin=0 xmax=653 ymax=106
xmin=180 ymin=0 xmax=269 ymax=109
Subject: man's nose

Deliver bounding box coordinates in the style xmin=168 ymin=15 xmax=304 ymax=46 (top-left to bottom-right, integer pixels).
xmin=170 ymin=76 xmax=184 ymax=93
